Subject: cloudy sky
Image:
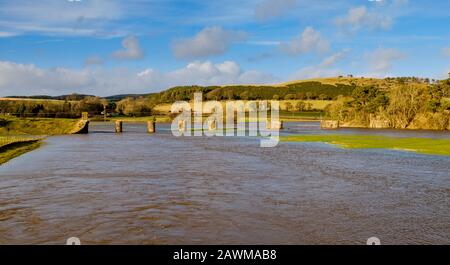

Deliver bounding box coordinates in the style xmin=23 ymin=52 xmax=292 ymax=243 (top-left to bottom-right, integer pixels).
xmin=0 ymin=0 xmax=449 ymax=96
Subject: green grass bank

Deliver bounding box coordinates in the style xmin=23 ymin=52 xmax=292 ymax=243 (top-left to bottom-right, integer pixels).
xmin=0 ymin=117 xmax=79 ymax=135
xmin=0 ymin=118 xmax=80 ymax=164
xmin=281 ymin=134 xmax=450 ymax=156
xmin=0 ymin=136 xmax=43 ymax=165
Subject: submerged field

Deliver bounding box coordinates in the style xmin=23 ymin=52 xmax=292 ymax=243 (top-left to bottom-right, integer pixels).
xmin=281 ymin=134 xmax=450 ymax=156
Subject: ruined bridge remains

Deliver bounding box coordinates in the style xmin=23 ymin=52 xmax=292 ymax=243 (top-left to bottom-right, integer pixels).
xmin=70 ymin=112 xmax=156 ymax=134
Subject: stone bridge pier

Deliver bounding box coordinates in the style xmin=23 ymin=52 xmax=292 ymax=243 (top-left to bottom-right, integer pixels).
xmin=115 ymin=121 xmax=123 ymax=133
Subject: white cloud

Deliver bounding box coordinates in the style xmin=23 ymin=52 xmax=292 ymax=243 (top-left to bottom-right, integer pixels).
xmin=280 ymin=27 xmax=329 ymax=55
xmin=0 ymin=31 xmax=18 ymax=37
xmin=112 ymin=36 xmax=144 ymax=60
xmin=291 ymin=67 xmax=343 ymax=80
xmin=0 ymin=0 xmax=129 ymax=37
xmin=291 ymin=49 xmax=349 ymax=79
xmin=255 ymin=0 xmax=297 ymax=21
xmin=0 ymin=61 xmax=96 ymax=96
xmin=247 ymin=40 xmax=281 ymax=46
xmin=445 ymin=67 xmax=450 ymax=79
xmin=320 ymin=49 xmax=350 ymax=67
xmin=172 ymin=27 xmax=247 ymax=60
xmin=0 ymin=60 xmax=277 ymax=97
xmin=336 ymin=1 xmax=409 ymax=33
xmin=371 ymin=0 xmax=409 ymax=7
xmin=365 ymin=48 xmax=405 ymax=76
xmin=0 ymin=0 xmax=122 ymax=23
xmin=335 ymin=6 xmax=393 ymax=32
xmin=138 ymin=61 xmax=277 ymax=87
xmin=84 ymin=55 xmax=103 ymax=66
xmin=238 ymin=70 xmax=276 ymax=84
xmin=442 ymin=47 xmax=450 ymax=57
xmin=439 ymin=67 xmax=450 ymax=80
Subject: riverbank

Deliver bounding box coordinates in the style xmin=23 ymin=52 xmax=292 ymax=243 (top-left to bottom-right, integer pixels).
xmin=0 ymin=117 xmax=79 ymax=135
xmin=281 ymin=134 xmax=450 ymax=156
xmin=0 ymin=136 xmax=43 ymax=164
xmin=0 ymin=118 xmax=81 ymax=164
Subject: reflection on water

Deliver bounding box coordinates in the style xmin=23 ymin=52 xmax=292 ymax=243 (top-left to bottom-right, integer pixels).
xmin=0 ymin=122 xmax=449 ymax=244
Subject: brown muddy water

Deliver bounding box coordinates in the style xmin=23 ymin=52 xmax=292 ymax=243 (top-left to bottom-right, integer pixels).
xmin=0 ymin=122 xmax=449 ymax=245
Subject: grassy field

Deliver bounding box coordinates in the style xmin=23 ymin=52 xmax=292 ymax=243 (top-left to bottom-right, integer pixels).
xmin=0 ymin=97 xmax=71 ymax=103
xmin=279 ymin=76 xmax=427 ymax=89
xmin=0 ymin=117 xmax=79 ymax=135
xmin=279 ymin=111 xmax=322 ymax=121
xmin=0 ymin=136 xmax=43 ymax=165
xmin=279 ymin=77 xmax=371 ymax=86
xmin=281 ymin=134 xmax=450 ymax=156
xmin=0 ymin=135 xmax=43 ymax=148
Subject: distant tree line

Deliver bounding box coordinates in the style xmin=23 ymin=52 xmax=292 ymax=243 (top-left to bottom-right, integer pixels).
xmin=0 ymin=96 xmax=159 ymax=118
xmin=0 ymin=97 xmax=108 ymax=118
xmin=6 ymin=93 xmax=96 ymax=101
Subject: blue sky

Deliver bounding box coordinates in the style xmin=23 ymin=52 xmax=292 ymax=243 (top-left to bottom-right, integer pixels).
xmin=0 ymin=0 xmax=449 ymax=96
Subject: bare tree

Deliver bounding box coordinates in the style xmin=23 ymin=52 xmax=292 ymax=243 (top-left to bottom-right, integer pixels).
xmin=387 ymin=85 xmax=424 ymax=128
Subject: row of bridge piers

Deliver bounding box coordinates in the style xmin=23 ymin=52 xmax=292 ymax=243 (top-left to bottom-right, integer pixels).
xmin=79 ymin=112 xmax=282 ymax=135
xmin=113 ymin=120 xmax=283 ymax=134
xmin=114 ymin=121 xmax=156 ymax=133
xmin=175 ymin=120 xmax=283 ymax=132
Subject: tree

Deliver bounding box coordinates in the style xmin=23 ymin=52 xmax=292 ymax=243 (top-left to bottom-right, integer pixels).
xmin=285 ymin=102 xmax=293 ymax=111
xmin=116 ymin=97 xmax=154 ymax=117
xmin=284 ymin=94 xmax=296 ymax=100
xmin=240 ymin=91 xmax=249 ymax=100
xmin=295 ymin=101 xmax=306 ymax=111
xmin=318 ymin=94 xmax=327 ymax=100
xmin=386 ymin=85 xmax=424 ymax=128
xmin=226 ymin=90 xmax=234 ymax=100
xmin=76 ymin=97 xmax=107 ymax=114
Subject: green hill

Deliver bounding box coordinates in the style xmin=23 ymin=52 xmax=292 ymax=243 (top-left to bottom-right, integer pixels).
xmin=149 ymin=80 xmax=355 ymax=103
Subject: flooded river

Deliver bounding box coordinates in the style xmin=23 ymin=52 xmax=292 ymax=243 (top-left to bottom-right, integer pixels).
xmin=0 ymin=122 xmax=449 ymax=244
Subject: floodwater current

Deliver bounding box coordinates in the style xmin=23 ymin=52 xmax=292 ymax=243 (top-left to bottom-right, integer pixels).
xmin=0 ymin=122 xmax=449 ymax=244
